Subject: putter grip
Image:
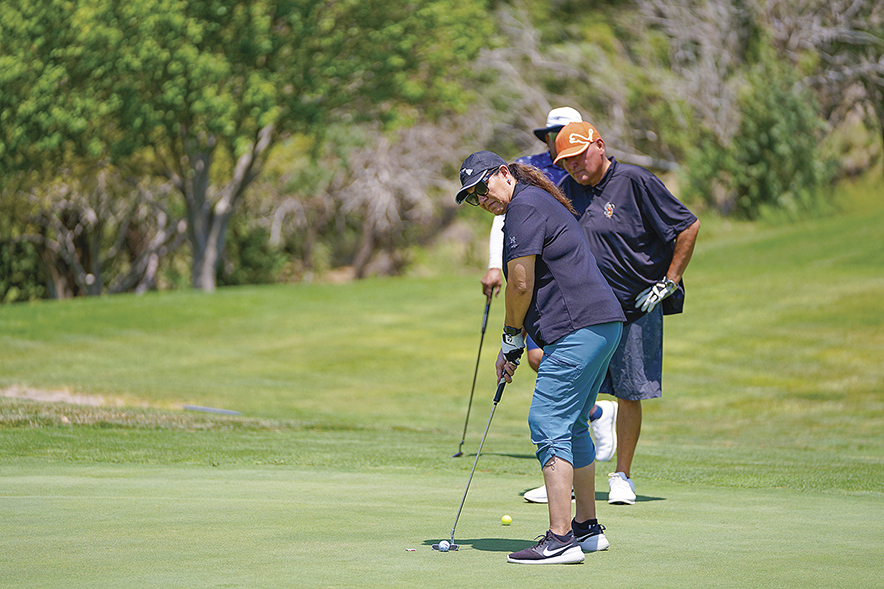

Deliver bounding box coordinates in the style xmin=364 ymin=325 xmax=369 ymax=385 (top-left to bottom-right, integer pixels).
xmin=494 ymin=358 xmax=518 ymax=402
xmin=493 ymin=379 xmax=506 ymax=403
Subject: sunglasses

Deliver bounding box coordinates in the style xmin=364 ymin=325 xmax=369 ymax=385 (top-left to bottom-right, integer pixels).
xmin=463 ymin=169 xmax=496 ymax=206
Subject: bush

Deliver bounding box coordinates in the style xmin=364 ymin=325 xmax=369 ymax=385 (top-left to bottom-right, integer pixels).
xmin=0 ymin=240 xmax=48 ymax=303
xmin=216 ymin=221 xmax=286 ymax=287
xmin=682 ymin=57 xmax=836 ymax=219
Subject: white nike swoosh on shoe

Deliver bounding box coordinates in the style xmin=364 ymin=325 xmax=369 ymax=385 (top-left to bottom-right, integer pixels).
xmin=541 ymin=545 xmax=569 ymax=557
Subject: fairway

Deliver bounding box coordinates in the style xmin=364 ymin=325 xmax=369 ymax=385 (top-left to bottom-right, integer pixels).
xmin=2 ymin=175 xmax=883 ymax=587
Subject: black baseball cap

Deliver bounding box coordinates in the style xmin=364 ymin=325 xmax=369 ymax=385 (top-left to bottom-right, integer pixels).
xmin=455 ymin=151 xmax=507 ymax=205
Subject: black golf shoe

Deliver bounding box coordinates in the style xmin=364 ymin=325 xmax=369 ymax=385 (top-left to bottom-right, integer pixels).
xmin=506 ymin=530 xmax=584 ymax=565
xmin=571 ymin=518 xmax=610 ymax=552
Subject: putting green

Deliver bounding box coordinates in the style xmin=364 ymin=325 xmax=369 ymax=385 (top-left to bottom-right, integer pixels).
xmin=2 ymin=463 xmax=881 ymax=588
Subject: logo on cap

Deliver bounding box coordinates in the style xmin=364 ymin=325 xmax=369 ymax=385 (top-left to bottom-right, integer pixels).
xmin=568 ymin=128 xmax=594 ymax=147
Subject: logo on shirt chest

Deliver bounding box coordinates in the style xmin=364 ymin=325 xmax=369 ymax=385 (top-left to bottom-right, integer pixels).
xmin=604 ymin=202 xmax=615 ymax=218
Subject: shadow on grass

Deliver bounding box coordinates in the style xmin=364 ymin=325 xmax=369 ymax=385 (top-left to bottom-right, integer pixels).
xmin=633 ymin=494 xmax=665 ymax=503
xmin=422 ymin=537 xmax=535 ymax=553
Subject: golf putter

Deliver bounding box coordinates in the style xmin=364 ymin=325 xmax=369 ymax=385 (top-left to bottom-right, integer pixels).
xmin=435 ymin=372 xmax=512 ymax=551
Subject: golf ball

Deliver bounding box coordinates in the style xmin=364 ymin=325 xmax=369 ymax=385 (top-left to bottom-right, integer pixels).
xmin=501 ymin=515 xmax=512 ymax=525
xmin=438 ymin=540 xmax=450 ymax=552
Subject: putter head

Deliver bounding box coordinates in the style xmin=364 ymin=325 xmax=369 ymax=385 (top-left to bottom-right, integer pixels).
xmin=431 ymin=543 xmax=460 ymax=551
xmin=452 ymin=441 xmax=464 ymax=458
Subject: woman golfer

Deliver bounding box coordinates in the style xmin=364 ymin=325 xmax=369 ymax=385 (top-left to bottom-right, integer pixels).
xmin=455 ymin=151 xmax=625 ymax=565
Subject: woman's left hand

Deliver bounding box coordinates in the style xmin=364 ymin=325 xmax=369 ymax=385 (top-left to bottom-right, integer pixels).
xmin=495 ymin=349 xmax=519 ymax=383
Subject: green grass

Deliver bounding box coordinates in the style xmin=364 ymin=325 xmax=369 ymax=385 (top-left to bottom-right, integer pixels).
xmin=3 ymin=465 xmax=883 ymax=589
xmin=1 ymin=173 xmax=883 ymax=587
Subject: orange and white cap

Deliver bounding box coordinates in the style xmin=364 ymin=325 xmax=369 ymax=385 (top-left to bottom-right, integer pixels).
xmin=553 ymin=121 xmax=602 ymax=164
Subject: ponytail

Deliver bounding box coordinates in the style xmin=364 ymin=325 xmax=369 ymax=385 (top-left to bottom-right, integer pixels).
xmin=508 ymin=163 xmax=577 ymax=215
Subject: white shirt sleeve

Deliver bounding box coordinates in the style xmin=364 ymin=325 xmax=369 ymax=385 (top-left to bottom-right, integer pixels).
xmin=488 ymin=214 xmax=505 ymax=270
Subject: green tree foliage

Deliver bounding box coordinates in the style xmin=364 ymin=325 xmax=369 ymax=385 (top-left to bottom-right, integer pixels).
xmin=0 ymin=1 xmax=95 ymax=175
xmin=730 ymin=64 xmax=835 ymax=218
xmin=101 ymin=0 xmax=488 ymax=292
xmin=1 ymin=0 xmax=490 ymax=293
xmin=3 ymin=0 xmax=881 ymax=299
xmin=216 ymin=219 xmax=286 ymax=286
xmin=0 ymin=240 xmax=48 ymax=303
xmin=757 ymin=0 xmax=884 ymax=163
xmin=683 ymin=55 xmax=835 ymax=219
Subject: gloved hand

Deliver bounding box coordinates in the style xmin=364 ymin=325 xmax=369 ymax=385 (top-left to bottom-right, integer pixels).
xmin=501 ymin=326 xmax=525 ymax=363
xmin=635 ymin=277 xmax=679 ymax=313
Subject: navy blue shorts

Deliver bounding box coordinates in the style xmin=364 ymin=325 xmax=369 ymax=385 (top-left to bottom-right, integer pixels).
xmin=598 ymin=306 xmax=663 ymax=401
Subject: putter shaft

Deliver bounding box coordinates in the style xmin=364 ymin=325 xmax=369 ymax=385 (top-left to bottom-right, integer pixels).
xmin=448 ymin=378 xmax=507 ymax=545
xmin=453 ymin=296 xmax=491 ymax=458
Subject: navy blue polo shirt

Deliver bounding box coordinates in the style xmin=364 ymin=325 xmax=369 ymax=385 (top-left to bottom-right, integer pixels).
xmin=503 ymin=183 xmax=625 ymax=348
xmin=563 ymin=157 xmax=698 ymax=322
xmin=515 ymin=151 xmax=569 ymax=187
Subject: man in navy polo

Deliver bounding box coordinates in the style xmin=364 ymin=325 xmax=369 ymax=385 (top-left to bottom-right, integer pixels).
xmin=555 ymin=121 xmax=701 ymax=505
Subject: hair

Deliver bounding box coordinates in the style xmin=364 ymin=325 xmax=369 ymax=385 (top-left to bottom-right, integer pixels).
xmin=508 ymin=163 xmax=578 ymax=215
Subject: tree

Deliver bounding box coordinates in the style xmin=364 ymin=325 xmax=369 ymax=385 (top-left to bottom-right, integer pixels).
xmin=0 ymin=1 xmax=108 ymax=177
xmin=85 ymin=0 xmax=490 ymax=291
xmin=1 ymin=0 xmax=186 ymax=298
xmin=5 ymin=167 xmax=185 ymax=298
xmin=635 ymin=0 xmax=757 ymax=148
xmin=762 ymin=0 xmax=884 ymax=164
xmin=2 ymin=0 xmax=490 ymax=291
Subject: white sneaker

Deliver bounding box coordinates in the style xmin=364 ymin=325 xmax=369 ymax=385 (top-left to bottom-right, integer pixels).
xmin=523 ymin=485 xmax=548 ymax=503
xmin=523 ymin=485 xmax=575 ymax=504
xmin=607 ymin=472 xmax=636 ymax=505
xmin=591 ymin=400 xmax=617 ymax=462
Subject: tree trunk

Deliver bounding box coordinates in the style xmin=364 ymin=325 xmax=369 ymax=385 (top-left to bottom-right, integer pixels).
xmin=190 ymin=226 xmax=218 ymax=293
xmin=176 ymin=125 xmax=275 ymax=292
xmin=352 ymin=216 xmax=376 ymax=279
xmin=190 ymin=202 xmax=233 ymax=293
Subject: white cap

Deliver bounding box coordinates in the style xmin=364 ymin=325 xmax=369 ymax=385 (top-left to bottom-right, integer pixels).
xmin=533 ymin=107 xmax=583 ymax=141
